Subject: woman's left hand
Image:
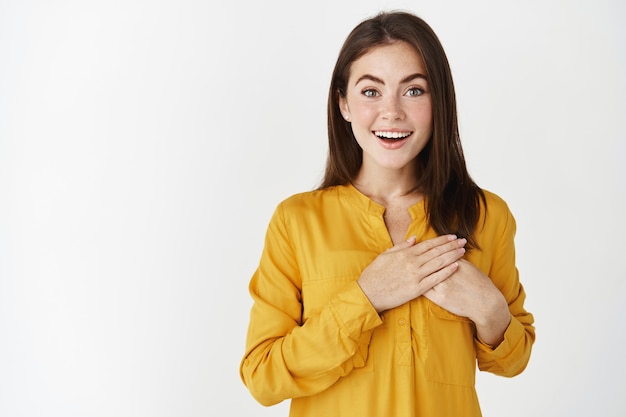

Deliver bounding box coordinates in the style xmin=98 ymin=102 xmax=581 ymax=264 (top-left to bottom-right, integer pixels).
xmin=423 ymin=259 xmax=511 ymax=347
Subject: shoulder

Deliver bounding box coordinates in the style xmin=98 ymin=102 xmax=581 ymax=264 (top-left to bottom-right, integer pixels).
xmin=478 ymin=188 xmax=516 ymax=239
xmin=264 ymin=187 xmax=346 ymax=241
xmin=278 ymin=186 xmax=343 ymax=209
xmin=273 ymin=186 xmax=343 ymax=220
xmin=481 ymin=189 xmax=512 ymax=217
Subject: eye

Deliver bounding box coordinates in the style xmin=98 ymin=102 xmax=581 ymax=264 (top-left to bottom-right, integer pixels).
xmin=362 ymin=88 xmax=380 ymax=98
xmin=406 ymin=87 xmax=425 ymax=97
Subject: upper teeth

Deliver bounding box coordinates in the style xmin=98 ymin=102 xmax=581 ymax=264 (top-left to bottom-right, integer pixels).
xmin=374 ymin=131 xmax=412 ymax=139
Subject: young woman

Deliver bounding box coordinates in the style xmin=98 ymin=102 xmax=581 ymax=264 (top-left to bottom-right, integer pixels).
xmin=240 ymin=11 xmax=535 ymax=417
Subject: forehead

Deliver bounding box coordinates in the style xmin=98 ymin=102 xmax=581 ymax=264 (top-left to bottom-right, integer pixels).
xmin=349 ymin=41 xmax=426 ymax=80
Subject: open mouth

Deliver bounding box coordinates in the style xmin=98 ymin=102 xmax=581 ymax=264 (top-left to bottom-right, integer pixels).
xmin=373 ymin=130 xmax=413 ymax=141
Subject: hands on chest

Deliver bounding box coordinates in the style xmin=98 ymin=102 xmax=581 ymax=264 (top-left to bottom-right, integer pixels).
xmin=357 ymin=235 xmax=510 ymax=346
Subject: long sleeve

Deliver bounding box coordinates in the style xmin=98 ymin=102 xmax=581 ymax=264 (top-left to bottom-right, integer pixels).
xmin=473 ymin=196 xmax=535 ymax=376
xmin=240 ymin=202 xmax=383 ymax=406
xmin=240 ymin=185 xmax=534 ymax=417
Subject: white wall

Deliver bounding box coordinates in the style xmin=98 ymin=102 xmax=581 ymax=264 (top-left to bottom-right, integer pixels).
xmin=1 ymin=0 xmax=624 ymax=415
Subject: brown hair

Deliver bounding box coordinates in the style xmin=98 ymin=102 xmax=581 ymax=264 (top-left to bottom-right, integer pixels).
xmin=319 ymin=11 xmax=486 ymax=248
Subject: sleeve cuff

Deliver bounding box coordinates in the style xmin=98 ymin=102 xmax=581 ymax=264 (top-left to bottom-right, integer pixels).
xmin=476 ymin=314 xmax=525 ymax=356
xmin=329 ymin=281 xmax=383 ymax=339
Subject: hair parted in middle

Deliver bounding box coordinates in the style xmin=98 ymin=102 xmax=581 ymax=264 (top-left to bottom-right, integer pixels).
xmin=319 ymin=10 xmax=486 ymax=248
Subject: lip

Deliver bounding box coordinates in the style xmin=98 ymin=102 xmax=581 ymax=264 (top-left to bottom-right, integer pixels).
xmin=372 ymin=130 xmax=413 ymax=150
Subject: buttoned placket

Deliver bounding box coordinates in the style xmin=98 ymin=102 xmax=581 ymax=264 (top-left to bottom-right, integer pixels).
xmin=394 ymin=304 xmax=412 ymax=366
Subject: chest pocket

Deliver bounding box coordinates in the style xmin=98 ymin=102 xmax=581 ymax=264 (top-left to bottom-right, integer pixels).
xmin=301 ymin=275 xmax=355 ymax=319
xmin=426 ymin=302 xmax=477 ymax=387
xmin=298 ymin=246 xmax=374 ymax=318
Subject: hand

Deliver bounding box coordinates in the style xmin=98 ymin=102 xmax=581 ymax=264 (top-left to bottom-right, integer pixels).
xmin=424 ymin=259 xmax=511 ymax=346
xmin=357 ymin=235 xmax=467 ymax=313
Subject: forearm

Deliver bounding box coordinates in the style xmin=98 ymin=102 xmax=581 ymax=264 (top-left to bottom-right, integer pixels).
xmin=473 ymin=294 xmax=511 ymax=347
xmin=475 ymin=288 xmax=535 ymax=376
xmin=241 ymin=282 xmax=382 ymax=405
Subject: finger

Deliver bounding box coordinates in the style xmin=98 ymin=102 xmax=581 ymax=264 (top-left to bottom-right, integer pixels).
xmin=418 ymin=245 xmax=466 ymax=277
xmin=411 ymin=234 xmax=462 ymax=256
xmin=385 ymin=235 xmax=417 ymax=253
xmin=412 ymin=238 xmax=466 ymax=263
xmin=417 ymin=261 xmax=459 ymax=292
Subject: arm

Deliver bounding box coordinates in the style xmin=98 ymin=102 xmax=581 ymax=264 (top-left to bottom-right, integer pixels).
xmin=239 ymin=204 xmax=382 ymax=406
xmin=474 ymin=203 xmax=535 ymax=376
xmin=424 ymin=197 xmax=535 ymax=376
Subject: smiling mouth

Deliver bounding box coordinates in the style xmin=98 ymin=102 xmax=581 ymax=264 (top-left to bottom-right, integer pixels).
xmin=373 ymin=131 xmax=413 ymax=140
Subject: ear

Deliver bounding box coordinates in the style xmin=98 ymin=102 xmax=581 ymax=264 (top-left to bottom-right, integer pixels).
xmin=338 ymin=96 xmax=351 ymax=122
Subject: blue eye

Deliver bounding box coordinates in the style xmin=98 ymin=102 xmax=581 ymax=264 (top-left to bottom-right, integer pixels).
xmin=406 ymin=87 xmax=424 ymax=97
xmin=363 ymin=89 xmax=380 ymax=97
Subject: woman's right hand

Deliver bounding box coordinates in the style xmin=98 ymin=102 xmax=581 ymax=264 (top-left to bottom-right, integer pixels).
xmin=357 ymin=235 xmax=467 ymax=312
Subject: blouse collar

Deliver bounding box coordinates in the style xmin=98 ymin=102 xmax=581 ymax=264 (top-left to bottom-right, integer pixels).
xmin=338 ymin=183 xmax=425 ymax=220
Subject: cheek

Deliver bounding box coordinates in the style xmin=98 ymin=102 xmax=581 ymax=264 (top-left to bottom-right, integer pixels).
xmin=411 ymin=103 xmax=433 ymax=127
xmin=349 ymin=102 xmax=377 ymax=124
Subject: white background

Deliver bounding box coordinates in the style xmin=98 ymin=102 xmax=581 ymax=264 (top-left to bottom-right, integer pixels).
xmin=1 ymin=0 xmax=624 ymax=416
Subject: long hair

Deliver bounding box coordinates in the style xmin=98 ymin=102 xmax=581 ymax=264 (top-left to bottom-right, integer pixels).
xmin=319 ymin=11 xmax=486 ymax=248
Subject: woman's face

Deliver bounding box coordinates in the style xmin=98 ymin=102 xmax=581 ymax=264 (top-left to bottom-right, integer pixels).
xmin=339 ymin=41 xmax=432 ymax=176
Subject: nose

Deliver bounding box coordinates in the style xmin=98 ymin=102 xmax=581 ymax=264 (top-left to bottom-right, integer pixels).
xmin=381 ymin=96 xmax=404 ymax=120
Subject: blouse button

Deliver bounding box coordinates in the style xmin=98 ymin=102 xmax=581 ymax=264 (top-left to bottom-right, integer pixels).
xmin=397 ymin=318 xmax=407 ymax=326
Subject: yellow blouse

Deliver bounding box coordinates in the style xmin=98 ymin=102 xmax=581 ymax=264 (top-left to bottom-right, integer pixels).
xmin=240 ymin=184 xmax=535 ymax=417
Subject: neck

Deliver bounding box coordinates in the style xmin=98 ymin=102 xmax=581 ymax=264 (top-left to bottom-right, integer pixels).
xmin=352 ymin=167 xmax=420 ymax=206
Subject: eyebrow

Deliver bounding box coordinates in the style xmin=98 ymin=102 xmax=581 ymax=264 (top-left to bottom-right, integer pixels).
xmin=354 ymin=73 xmax=427 ymax=86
